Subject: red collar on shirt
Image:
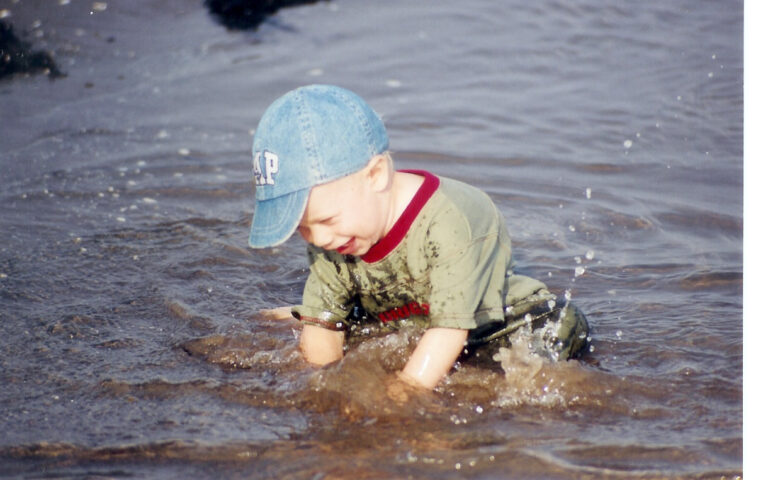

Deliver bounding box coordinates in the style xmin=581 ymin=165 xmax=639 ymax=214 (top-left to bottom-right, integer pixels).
xmin=361 ymin=170 xmax=440 ymax=263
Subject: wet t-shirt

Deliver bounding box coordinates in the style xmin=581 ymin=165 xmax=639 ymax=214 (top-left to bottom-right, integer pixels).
xmin=292 ymin=171 xmax=547 ymax=339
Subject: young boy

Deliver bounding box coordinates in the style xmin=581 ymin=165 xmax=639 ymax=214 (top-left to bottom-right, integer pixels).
xmin=248 ymin=85 xmax=589 ymax=392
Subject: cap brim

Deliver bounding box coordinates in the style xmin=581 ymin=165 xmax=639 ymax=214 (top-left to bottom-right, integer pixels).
xmin=248 ymin=188 xmax=310 ymax=248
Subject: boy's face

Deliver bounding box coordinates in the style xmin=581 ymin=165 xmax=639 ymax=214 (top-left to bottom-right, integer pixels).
xmin=297 ymin=167 xmax=389 ymax=256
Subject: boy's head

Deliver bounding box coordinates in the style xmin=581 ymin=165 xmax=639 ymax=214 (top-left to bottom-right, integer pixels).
xmin=248 ymin=84 xmax=389 ymax=249
xmin=296 ymin=151 xmax=395 ymax=256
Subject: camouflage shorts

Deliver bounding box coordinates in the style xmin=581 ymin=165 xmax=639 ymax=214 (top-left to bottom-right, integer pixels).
xmin=466 ymin=292 xmax=590 ymax=363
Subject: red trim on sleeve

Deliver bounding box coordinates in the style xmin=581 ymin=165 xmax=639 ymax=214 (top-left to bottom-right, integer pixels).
xmin=361 ymin=170 xmax=440 ymax=263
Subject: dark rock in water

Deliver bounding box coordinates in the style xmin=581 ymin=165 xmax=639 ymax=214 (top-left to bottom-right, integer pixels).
xmin=0 ymin=20 xmax=64 ymax=80
xmin=204 ymin=0 xmax=329 ymax=30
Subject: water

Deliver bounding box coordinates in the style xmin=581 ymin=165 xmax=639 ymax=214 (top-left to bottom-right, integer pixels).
xmin=0 ymin=0 xmax=743 ymax=478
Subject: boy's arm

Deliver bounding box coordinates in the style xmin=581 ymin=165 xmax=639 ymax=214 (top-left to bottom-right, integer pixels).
xmin=398 ymin=327 xmax=468 ymax=389
xmin=258 ymin=306 xmax=294 ymax=320
xmin=258 ymin=307 xmax=345 ymax=364
xmin=299 ymin=324 xmax=344 ymax=365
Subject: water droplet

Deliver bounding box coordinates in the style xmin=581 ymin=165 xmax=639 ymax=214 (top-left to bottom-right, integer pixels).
xmin=623 ymin=139 xmax=633 ymax=149
xmin=585 ymin=187 xmax=592 ymax=199
xmin=616 ymin=330 xmax=623 ymax=338
xmin=547 ymin=299 xmax=556 ymax=310
xmin=585 ymin=250 xmax=595 ymax=260
xmin=574 ymin=266 xmax=585 ymax=277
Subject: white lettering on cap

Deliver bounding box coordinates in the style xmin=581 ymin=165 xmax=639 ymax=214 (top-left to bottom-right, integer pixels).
xmin=253 ymin=150 xmax=279 ymax=185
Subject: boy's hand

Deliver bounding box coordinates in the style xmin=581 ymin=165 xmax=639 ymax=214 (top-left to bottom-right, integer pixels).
xmin=258 ymin=306 xmax=295 ymax=320
xmin=386 ymin=370 xmax=426 ymax=403
xmin=386 ymin=377 xmax=410 ymax=404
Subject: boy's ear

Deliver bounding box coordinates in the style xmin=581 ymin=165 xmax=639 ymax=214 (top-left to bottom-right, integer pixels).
xmin=365 ymin=154 xmax=393 ymax=192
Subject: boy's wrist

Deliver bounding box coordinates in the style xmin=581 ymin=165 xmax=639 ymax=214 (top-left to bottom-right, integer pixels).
xmin=396 ymin=370 xmax=426 ymax=389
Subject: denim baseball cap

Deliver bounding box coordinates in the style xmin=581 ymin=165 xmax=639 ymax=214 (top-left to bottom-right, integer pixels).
xmin=248 ymin=85 xmax=389 ymax=248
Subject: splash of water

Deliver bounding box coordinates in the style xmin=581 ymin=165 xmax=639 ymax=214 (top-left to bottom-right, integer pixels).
xmin=489 ymin=334 xmax=596 ymax=409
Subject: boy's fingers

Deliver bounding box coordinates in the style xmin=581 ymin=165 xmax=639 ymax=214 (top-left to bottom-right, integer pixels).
xmin=386 ymin=378 xmax=409 ymax=404
xmin=258 ymin=306 xmax=295 ymax=320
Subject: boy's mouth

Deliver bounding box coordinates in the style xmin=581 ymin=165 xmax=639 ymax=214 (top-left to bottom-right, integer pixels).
xmin=336 ymin=238 xmax=356 ymax=255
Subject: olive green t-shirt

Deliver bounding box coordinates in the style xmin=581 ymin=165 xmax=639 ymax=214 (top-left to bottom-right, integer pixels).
xmin=292 ymin=170 xmax=547 ymax=338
